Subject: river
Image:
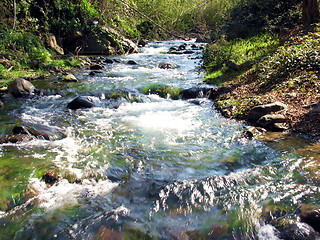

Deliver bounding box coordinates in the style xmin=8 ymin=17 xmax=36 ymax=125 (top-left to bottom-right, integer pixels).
xmin=0 ymin=40 xmax=319 ymax=239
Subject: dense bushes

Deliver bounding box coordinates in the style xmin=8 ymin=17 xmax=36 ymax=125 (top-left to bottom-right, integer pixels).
xmin=223 ymin=0 xmax=301 ymax=40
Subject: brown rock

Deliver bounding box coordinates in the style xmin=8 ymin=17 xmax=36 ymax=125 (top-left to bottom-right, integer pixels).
xmin=248 ymin=102 xmax=287 ymax=121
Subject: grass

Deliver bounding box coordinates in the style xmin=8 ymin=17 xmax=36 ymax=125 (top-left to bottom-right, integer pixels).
xmin=203 ymin=33 xmax=279 ymax=83
xmin=0 ymin=29 xmax=82 ymax=87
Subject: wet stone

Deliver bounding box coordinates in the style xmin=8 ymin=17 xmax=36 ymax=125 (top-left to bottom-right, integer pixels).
xmin=273 ymin=219 xmax=317 ymax=240
xmin=90 ymin=64 xmax=104 ymax=70
xmin=8 ymin=78 xmax=35 ymax=98
xmin=127 ymin=60 xmax=138 ymax=65
xmin=300 ymin=209 xmax=320 ymax=232
xmin=67 ymin=96 xmax=95 ymax=110
xmin=42 ymin=172 xmax=59 ymax=185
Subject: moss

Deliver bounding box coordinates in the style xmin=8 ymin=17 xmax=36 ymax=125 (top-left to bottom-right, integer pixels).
xmin=140 ymin=84 xmax=182 ymax=100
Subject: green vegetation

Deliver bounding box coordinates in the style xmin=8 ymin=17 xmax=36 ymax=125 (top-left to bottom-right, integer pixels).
xmin=203 ymin=33 xmax=279 ymax=84
xmin=140 ymin=84 xmax=182 ymax=100
xmin=201 ymin=0 xmax=320 ymax=138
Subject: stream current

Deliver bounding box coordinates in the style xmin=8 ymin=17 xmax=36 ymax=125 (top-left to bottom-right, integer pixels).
xmin=0 ymin=40 xmax=319 ymax=239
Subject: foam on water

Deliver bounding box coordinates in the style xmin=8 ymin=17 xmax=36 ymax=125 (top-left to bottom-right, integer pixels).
xmin=28 ymin=178 xmax=118 ymax=210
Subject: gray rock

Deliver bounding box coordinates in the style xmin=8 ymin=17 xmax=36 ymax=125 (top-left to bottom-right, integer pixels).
xmin=12 ymin=125 xmax=67 ymax=141
xmin=300 ymin=209 xmax=320 ymax=232
xmin=60 ymin=74 xmax=79 ymax=82
xmin=257 ymin=114 xmax=286 ymax=127
xmin=248 ymin=102 xmax=287 ymax=121
xmin=67 ymin=96 xmax=95 ymax=110
xmin=274 ymin=219 xmax=316 ymax=240
xmin=8 ymin=78 xmax=35 ymax=98
xmin=244 ymin=126 xmax=266 ymax=138
xmin=90 ymin=64 xmax=104 ymax=70
xmin=158 ymin=62 xmax=177 ymax=69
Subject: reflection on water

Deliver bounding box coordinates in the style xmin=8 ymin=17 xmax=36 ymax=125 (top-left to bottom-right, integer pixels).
xmin=0 ymin=40 xmax=319 ymax=240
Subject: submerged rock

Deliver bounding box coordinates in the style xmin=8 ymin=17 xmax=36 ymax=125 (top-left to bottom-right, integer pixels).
xmin=12 ymin=125 xmax=67 ymax=141
xmin=0 ymin=124 xmax=66 ymax=143
xmin=67 ymin=96 xmax=95 ymax=110
xmin=8 ymin=78 xmax=35 ymax=98
xmin=273 ymin=219 xmax=316 ymax=240
xmin=244 ymin=126 xmax=266 ymax=138
xmin=0 ymin=134 xmax=32 ymax=144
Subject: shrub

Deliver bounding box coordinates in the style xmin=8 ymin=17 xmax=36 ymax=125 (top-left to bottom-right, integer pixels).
xmin=223 ymin=0 xmax=301 ymax=40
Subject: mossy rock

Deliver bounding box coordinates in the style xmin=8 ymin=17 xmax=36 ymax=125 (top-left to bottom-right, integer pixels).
xmin=140 ymin=84 xmax=182 ymax=100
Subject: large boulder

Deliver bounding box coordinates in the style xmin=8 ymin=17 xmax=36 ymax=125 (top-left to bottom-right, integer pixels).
xmin=257 ymin=114 xmax=286 ymax=127
xmin=180 ymin=87 xmax=212 ymax=100
xmin=73 ymin=26 xmax=138 ymax=55
xmin=7 ymin=78 xmax=35 ymax=98
xmin=67 ymin=96 xmax=95 ymax=110
xmin=300 ymin=209 xmax=320 ymax=232
xmin=12 ymin=125 xmax=67 ymax=141
xmin=273 ymin=219 xmax=316 ymax=240
xmin=0 ymin=124 xmax=67 ymax=143
xmin=248 ymin=102 xmax=287 ymax=121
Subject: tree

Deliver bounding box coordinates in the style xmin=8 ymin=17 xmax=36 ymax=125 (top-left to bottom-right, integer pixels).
xmin=302 ymin=0 xmax=319 ymax=25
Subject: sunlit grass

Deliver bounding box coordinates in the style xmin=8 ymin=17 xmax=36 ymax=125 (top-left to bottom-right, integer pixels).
xmin=203 ymin=33 xmax=279 ymax=81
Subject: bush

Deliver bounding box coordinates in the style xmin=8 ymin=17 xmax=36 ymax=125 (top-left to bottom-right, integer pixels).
xmin=223 ymin=0 xmax=301 ymax=40
xmin=0 ymin=31 xmax=53 ymax=66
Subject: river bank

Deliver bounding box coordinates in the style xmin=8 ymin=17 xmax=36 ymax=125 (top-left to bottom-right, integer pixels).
xmin=204 ymin=24 xmax=320 ymax=142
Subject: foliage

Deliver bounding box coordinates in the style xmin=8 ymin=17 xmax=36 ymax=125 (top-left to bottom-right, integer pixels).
xmin=203 ymin=33 xmax=279 ymax=77
xmin=257 ymin=28 xmax=320 ymax=89
xmin=223 ymin=0 xmax=301 ymax=40
xmin=132 ymin=0 xmax=210 ymax=37
xmin=0 ymin=30 xmax=52 ymax=66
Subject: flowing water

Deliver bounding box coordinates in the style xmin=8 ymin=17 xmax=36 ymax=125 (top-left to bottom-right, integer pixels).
xmin=0 ymin=40 xmax=319 ymax=239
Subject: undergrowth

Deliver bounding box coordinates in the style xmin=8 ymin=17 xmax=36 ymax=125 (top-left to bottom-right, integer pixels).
xmin=203 ymin=33 xmax=279 ymax=84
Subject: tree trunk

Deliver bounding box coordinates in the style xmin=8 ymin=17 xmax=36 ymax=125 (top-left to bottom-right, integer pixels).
xmin=302 ymin=0 xmax=320 ymax=25
xmin=13 ymin=0 xmax=17 ymax=29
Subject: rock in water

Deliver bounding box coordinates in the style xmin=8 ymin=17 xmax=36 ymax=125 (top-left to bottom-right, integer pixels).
xmin=8 ymin=78 xmax=35 ymax=97
xmin=300 ymin=209 xmax=320 ymax=232
xmin=67 ymin=96 xmax=95 ymax=110
xmin=90 ymin=64 xmax=104 ymax=70
xmin=60 ymin=74 xmax=79 ymax=82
